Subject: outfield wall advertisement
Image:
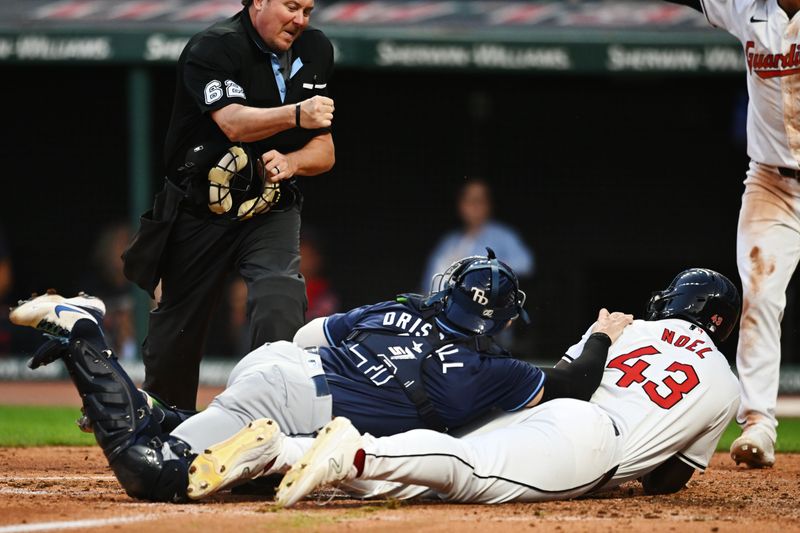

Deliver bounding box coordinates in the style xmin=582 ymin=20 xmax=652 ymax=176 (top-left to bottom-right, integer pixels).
xmin=0 ymin=31 xmax=744 ymax=74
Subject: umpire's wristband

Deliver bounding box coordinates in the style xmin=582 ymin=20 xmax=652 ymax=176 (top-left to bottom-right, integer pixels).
xmin=295 ymin=103 xmax=302 ymax=128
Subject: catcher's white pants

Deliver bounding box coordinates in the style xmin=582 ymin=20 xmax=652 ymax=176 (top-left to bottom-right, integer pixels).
xmin=355 ymin=399 xmax=622 ymax=504
xmin=736 ymin=161 xmax=800 ymax=441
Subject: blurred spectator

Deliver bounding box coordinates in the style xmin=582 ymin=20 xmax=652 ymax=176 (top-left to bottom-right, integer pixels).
xmin=0 ymin=228 xmax=14 ymax=354
xmin=0 ymin=230 xmax=12 ymax=302
xmin=301 ymin=228 xmax=340 ymax=320
xmin=422 ymin=178 xmax=534 ymax=292
xmin=81 ymin=222 xmax=137 ymax=361
xmin=422 ymin=179 xmax=534 ymax=350
xmin=0 ymin=227 xmax=40 ymax=356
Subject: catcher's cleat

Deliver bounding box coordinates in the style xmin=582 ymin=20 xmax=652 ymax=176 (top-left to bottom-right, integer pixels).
xmin=187 ymin=418 xmax=284 ymax=500
xmin=10 ymin=291 xmax=106 ymax=337
xmin=276 ymin=417 xmax=362 ymax=508
xmin=730 ymin=426 xmax=775 ymax=468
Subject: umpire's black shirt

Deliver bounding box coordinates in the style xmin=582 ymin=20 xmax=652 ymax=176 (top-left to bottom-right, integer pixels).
xmin=163 ymin=7 xmax=333 ymax=203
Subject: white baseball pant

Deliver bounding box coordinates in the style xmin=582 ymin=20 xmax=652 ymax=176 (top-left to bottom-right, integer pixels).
xmin=353 ymin=399 xmax=622 ymax=504
xmin=736 ymin=161 xmax=800 ymax=441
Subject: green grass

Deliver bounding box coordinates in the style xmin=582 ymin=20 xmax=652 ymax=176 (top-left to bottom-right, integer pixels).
xmin=1 ymin=405 xmax=799 ymax=452
xmin=718 ymin=417 xmax=800 ymax=452
xmin=0 ymin=405 xmax=95 ymax=446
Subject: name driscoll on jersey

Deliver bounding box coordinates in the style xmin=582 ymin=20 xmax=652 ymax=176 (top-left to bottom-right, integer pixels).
xmin=381 ymin=311 xmax=434 ymax=337
xmin=745 ymin=41 xmax=800 ymax=79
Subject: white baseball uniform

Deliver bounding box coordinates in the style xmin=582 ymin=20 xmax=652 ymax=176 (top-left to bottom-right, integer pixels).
xmin=698 ymin=0 xmax=800 ymax=440
xmin=348 ymin=319 xmax=739 ymax=503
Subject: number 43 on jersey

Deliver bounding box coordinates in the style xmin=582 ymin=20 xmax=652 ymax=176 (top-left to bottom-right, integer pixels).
xmin=608 ymin=346 xmax=700 ymax=409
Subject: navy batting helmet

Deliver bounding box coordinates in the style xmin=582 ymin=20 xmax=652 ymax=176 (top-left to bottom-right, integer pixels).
xmin=645 ymin=268 xmax=741 ymax=344
xmin=427 ymin=248 xmax=528 ymax=335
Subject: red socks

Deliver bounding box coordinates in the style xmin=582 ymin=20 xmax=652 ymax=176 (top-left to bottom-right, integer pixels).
xmin=353 ymin=448 xmax=366 ymax=477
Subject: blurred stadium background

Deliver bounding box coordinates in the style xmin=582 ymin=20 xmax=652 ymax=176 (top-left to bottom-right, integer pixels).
xmin=0 ymin=0 xmax=798 ymax=398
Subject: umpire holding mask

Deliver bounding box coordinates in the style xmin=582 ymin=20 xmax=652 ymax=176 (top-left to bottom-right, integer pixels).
xmin=123 ymin=0 xmax=335 ymax=409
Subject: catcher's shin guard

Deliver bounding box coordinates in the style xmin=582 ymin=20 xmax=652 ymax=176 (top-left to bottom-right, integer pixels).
xmin=63 ymin=319 xmax=191 ymax=501
xmin=64 ymin=320 xmax=160 ymax=462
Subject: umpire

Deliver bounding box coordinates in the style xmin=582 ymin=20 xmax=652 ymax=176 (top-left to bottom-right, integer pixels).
xmin=123 ymin=0 xmax=335 ymax=409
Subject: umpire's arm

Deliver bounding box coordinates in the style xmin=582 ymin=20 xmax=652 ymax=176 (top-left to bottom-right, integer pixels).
xmin=211 ymin=98 xmax=336 ymax=180
xmin=211 ymin=95 xmax=334 ymax=142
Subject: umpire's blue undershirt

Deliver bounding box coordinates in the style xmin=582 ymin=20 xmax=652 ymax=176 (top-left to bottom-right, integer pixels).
xmin=270 ymin=51 xmax=304 ymax=103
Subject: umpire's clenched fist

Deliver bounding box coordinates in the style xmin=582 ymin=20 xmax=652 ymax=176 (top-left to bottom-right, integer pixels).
xmin=297 ymin=95 xmax=334 ymax=129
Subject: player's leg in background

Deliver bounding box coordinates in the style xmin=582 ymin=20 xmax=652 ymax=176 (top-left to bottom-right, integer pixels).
xmin=236 ymin=205 xmax=306 ymax=346
xmin=734 ymin=162 xmax=800 ymax=465
xmin=141 ymin=213 xmax=235 ymax=410
xmin=358 ymin=399 xmax=621 ymax=504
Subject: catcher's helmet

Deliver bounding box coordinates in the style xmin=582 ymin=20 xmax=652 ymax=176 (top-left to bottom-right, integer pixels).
xmin=646 ymin=268 xmax=741 ymax=344
xmin=427 ymin=248 xmax=528 ymax=335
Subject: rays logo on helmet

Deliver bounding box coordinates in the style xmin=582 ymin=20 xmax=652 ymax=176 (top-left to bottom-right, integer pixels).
xmin=482 ymin=309 xmax=494 ymax=318
xmin=471 ymin=287 xmax=489 ymax=306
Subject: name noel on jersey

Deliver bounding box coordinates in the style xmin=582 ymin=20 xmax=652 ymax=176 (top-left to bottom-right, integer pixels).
xmin=660 ymin=328 xmax=714 ymax=358
xmin=745 ymin=41 xmax=800 ymax=79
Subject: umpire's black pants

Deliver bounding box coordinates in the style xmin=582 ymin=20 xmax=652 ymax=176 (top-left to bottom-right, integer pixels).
xmin=142 ymin=205 xmax=307 ymax=409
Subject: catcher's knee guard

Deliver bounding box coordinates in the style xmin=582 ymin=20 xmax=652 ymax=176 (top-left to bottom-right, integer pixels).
xmin=64 ymin=321 xmax=160 ymax=462
xmin=112 ymin=436 xmax=192 ymax=502
xmin=146 ymin=391 xmax=197 ymax=434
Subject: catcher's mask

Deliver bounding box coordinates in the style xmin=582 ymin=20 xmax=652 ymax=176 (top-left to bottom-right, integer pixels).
xmin=179 ymin=141 xmax=280 ymax=221
xmin=425 ymin=247 xmax=529 ymax=335
xmin=645 ymin=268 xmax=741 ymax=344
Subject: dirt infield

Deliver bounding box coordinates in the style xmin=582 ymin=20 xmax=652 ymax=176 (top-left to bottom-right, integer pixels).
xmin=2 ymin=382 xmax=800 ymax=532
xmin=1 ymin=447 xmax=798 ymax=533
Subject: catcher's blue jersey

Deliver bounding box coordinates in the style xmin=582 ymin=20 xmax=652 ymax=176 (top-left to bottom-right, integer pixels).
xmin=319 ymin=300 xmax=544 ymax=436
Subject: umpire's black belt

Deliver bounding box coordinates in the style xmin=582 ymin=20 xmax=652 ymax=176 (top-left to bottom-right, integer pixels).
xmin=778 ymin=166 xmax=800 ymax=180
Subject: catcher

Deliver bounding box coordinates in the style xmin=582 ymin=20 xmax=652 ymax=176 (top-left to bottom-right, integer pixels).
xmin=10 ymin=251 xmax=631 ymax=502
